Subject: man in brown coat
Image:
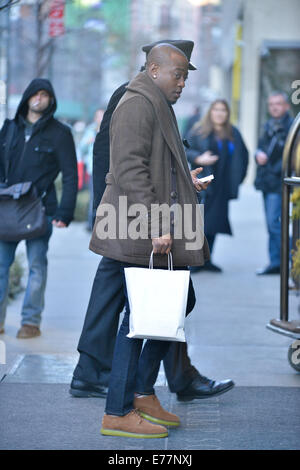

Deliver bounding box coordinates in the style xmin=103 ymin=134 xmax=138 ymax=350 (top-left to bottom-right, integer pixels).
xmin=90 ymin=50 xmax=208 ymax=268
xmin=92 ymin=44 xmax=215 ymax=438
xmin=71 ymin=40 xmax=234 ymax=405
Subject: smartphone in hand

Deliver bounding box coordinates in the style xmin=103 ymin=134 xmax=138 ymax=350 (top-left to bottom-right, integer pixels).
xmin=198 ymin=174 xmax=214 ymax=183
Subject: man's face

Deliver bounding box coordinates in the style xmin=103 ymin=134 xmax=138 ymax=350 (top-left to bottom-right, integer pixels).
xmin=268 ymin=94 xmax=289 ymax=119
xmin=28 ymin=90 xmax=51 ymax=114
xmin=153 ymin=52 xmax=189 ymax=105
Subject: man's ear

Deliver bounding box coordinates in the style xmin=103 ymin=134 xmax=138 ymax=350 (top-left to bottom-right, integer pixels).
xmin=148 ymin=63 xmax=159 ymax=80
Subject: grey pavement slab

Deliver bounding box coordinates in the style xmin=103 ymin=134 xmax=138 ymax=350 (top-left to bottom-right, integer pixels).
xmin=2 ymin=353 xmax=167 ymax=386
xmin=0 ymin=384 xmax=299 ymax=450
xmin=0 ymin=222 xmax=100 ymax=377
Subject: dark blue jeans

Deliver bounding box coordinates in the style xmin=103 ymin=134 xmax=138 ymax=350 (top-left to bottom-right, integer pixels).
xmin=263 ymin=192 xmax=281 ymax=267
xmin=105 ymin=263 xmax=180 ymax=416
xmin=0 ymin=216 xmax=53 ymax=327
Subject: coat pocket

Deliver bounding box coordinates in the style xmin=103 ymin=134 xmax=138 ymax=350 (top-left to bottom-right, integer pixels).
xmin=33 ymin=145 xmax=55 ymax=166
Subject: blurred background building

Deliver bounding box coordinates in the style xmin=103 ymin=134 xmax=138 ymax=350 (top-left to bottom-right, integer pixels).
xmin=219 ymin=0 xmax=300 ymax=178
xmin=0 ymin=0 xmax=299 ymax=179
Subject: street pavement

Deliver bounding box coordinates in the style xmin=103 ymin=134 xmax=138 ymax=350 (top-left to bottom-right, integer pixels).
xmin=0 ymin=185 xmax=299 ymax=450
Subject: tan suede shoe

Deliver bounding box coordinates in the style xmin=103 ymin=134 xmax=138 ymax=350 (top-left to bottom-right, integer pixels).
xmin=101 ymin=409 xmax=168 ymax=438
xmin=16 ymin=325 xmax=41 ymax=339
xmin=134 ymin=394 xmax=180 ymax=427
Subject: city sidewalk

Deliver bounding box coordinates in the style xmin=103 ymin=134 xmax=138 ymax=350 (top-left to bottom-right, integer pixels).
xmin=0 ymin=185 xmax=299 ymax=450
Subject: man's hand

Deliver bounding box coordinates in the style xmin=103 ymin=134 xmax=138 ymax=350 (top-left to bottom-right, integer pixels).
xmin=256 ymin=151 xmax=268 ymax=166
xmin=152 ymin=233 xmax=172 ymax=255
xmin=52 ymin=220 xmax=67 ymax=228
xmin=195 ymin=150 xmax=219 ymax=166
xmin=190 ymin=167 xmax=212 ymax=192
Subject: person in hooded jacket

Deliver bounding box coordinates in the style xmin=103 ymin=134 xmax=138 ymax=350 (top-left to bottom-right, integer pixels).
xmin=0 ymin=78 xmax=78 ymax=338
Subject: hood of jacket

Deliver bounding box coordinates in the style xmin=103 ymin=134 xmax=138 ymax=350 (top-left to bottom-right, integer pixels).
xmin=14 ymin=78 xmax=57 ymax=124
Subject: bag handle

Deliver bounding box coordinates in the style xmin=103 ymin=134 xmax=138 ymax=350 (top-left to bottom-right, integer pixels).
xmin=149 ymin=251 xmax=173 ymax=271
xmin=12 ymin=182 xmax=25 ymax=200
xmin=3 ymin=121 xmax=15 ymax=183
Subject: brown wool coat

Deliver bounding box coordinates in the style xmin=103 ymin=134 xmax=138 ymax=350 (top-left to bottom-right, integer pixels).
xmin=89 ymin=71 xmax=210 ymax=267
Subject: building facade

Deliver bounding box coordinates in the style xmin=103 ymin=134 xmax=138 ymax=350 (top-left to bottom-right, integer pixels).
xmin=219 ymin=0 xmax=300 ymax=180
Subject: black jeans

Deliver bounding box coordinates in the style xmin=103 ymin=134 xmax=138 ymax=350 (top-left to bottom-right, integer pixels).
xmin=73 ymin=257 xmax=199 ymax=393
xmin=205 ymin=234 xmax=216 ymax=255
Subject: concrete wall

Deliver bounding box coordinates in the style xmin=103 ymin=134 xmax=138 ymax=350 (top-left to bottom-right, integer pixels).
xmin=240 ymin=0 xmax=300 ymax=158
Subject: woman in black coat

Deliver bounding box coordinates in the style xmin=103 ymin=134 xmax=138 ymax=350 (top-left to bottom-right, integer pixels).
xmin=186 ymin=99 xmax=249 ymax=272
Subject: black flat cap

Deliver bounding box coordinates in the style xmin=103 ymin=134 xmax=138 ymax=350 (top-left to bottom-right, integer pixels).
xmin=142 ymin=39 xmax=197 ymax=70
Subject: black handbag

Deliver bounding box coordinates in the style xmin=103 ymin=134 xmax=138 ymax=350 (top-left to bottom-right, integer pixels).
xmin=0 ymin=122 xmax=48 ymax=242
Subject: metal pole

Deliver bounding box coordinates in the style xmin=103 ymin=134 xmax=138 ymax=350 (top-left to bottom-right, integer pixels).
xmin=48 ymin=39 xmax=54 ymax=82
xmin=280 ymin=112 xmax=300 ymax=321
xmin=292 ymin=217 xmax=300 ymax=289
xmin=280 ymin=182 xmax=290 ymax=321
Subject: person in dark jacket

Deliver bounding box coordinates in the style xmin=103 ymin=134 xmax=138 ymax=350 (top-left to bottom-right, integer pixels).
xmin=0 ymin=78 xmax=78 ymax=338
xmin=70 ymin=41 xmax=234 ymax=404
xmin=186 ymin=99 xmax=249 ymax=272
xmin=255 ymin=92 xmax=293 ymax=275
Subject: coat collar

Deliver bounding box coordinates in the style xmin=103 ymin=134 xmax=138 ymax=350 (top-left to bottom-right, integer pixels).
xmin=126 ymin=72 xmax=192 ymax=186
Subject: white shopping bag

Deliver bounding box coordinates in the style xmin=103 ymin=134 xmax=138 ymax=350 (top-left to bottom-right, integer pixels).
xmin=125 ymin=252 xmax=190 ymax=342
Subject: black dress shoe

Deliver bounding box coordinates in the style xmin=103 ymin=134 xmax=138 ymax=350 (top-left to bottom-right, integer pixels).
xmin=189 ymin=266 xmax=203 ymax=274
xmin=189 ymin=262 xmax=222 ymax=274
xmin=69 ymin=378 xmax=108 ymax=398
xmin=176 ymin=374 xmax=235 ymax=402
xmin=256 ymin=265 xmax=280 ymax=275
xmin=204 ymin=261 xmax=222 ymax=272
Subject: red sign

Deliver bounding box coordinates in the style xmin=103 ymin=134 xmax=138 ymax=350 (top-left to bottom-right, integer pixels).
xmin=49 ymin=0 xmax=65 ymax=37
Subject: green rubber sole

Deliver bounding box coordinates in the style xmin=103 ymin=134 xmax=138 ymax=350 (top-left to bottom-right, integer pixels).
xmin=100 ymin=428 xmax=168 ymax=439
xmin=139 ymin=412 xmax=180 ymax=427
